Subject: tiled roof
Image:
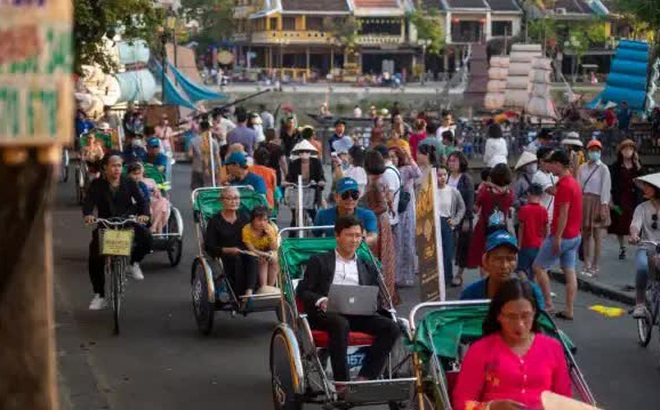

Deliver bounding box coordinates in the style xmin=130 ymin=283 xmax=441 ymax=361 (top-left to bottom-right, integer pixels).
xmin=353 ymin=0 xmax=400 ymax=8
xmin=445 ymin=0 xmax=488 ymax=9
xmin=552 ymin=0 xmax=594 ymax=14
xmin=486 ymin=0 xmax=520 ymax=11
xmin=280 ymin=0 xmax=350 ymax=11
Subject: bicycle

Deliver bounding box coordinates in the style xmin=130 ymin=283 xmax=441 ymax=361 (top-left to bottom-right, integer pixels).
xmin=93 ymin=216 xmax=139 ymax=335
xmin=635 ymin=240 xmax=660 ymax=347
xmin=283 ymin=179 xmax=321 ymax=235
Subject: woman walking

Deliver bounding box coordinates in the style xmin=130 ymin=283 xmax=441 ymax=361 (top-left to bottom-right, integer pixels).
xmin=483 ymin=121 xmax=508 ymax=168
xmin=609 ymin=139 xmax=645 ymax=260
xmin=364 ymin=150 xmax=398 ymax=304
xmin=447 ymin=151 xmax=475 ymax=287
xmin=388 ymin=146 xmax=422 ymax=287
xmin=436 ymin=166 xmax=466 ymax=287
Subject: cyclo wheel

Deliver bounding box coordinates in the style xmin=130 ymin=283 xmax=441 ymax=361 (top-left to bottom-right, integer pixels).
xmin=270 ymin=328 xmax=303 ymax=410
xmin=75 ymin=165 xmax=84 ymax=205
xmin=166 ymin=210 xmax=183 ymax=267
xmin=637 ymin=298 xmax=654 ymax=347
xmin=191 ymin=259 xmax=214 ymax=335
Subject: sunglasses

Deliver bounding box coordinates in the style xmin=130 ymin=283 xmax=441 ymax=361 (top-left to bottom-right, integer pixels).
xmin=653 ymin=214 xmax=658 ymax=230
xmin=341 ymin=190 xmax=360 ymax=201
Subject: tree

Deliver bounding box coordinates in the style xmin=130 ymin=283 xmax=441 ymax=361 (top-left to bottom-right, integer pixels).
xmin=73 ymin=0 xmax=162 ymax=73
xmin=408 ymin=8 xmax=445 ymax=55
xmin=180 ymin=0 xmax=235 ymax=52
xmin=324 ymin=16 xmax=361 ymax=54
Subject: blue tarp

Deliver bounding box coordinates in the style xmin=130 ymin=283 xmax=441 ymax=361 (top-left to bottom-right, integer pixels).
xmin=153 ymin=63 xmax=197 ymax=110
xmin=589 ymin=40 xmax=650 ymax=111
xmin=168 ymin=62 xmax=228 ymax=102
xmin=116 ymin=69 xmax=157 ymax=102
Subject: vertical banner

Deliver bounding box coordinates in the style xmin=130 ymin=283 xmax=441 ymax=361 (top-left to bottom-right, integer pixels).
xmin=0 ymin=0 xmax=73 ymax=146
xmin=415 ymin=168 xmax=445 ymax=301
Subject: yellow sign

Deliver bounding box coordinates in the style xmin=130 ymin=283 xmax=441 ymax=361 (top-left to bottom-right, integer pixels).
xmin=0 ymin=0 xmax=73 ymax=146
xmin=415 ymin=170 xmax=445 ymax=302
xmin=101 ymin=229 xmax=134 ymax=256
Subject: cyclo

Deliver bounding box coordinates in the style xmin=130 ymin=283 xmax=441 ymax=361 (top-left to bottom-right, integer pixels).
xmin=405 ymin=300 xmax=596 ymax=409
xmin=139 ymin=162 xmax=184 ymax=267
xmin=269 ymin=227 xmax=416 ymax=410
xmin=74 ymin=127 xmax=120 ymax=204
xmin=190 ymin=186 xmax=282 ymax=335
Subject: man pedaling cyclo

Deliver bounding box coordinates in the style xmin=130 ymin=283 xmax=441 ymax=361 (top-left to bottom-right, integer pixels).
xmin=83 ymin=152 xmax=152 ymax=310
xmin=297 ymin=215 xmax=400 ymax=391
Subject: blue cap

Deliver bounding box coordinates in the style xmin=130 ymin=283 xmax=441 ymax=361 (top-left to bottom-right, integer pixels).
xmin=336 ymin=177 xmax=359 ymax=194
xmin=224 ymin=151 xmax=247 ymax=167
xmin=485 ymin=229 xmax=519 ymax=253
xmin=147 ymin=137 xmax=161 ymax=147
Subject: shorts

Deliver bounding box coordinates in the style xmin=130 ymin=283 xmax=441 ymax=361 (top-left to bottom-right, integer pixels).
xmin=534 ymin=235 xmax=582 ymax=270
xmin=516 ymin=247 xmax=539 ymax=279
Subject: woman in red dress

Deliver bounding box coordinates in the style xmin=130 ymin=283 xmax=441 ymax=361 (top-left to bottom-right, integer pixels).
xmin=467 ymin=164 xmax=514 ymax=271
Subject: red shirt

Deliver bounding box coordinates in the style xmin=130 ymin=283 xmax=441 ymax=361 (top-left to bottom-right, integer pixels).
xmin=408 ymin=131 xmax=427 ymax=160
xmin=551 ymin=175 xmax=582 ymax=239
xmin=518 ymin=202 xmax=548 ymax=248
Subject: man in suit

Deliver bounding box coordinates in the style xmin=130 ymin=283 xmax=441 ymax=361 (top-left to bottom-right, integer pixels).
xmin=296 ymin=215 xmax=400 ymax=382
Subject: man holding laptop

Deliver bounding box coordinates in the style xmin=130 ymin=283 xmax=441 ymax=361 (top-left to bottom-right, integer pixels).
xmin=297 ymin=216 xmax=400 ymax=383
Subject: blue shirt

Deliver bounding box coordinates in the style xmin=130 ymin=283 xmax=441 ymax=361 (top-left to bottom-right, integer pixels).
xmin=227 ymin=125 xmax=258 ymax=156
xmin=231 ymin=172 xmax=267 ymax=196
xmin=617 ymin=108 xmax=632 ymax=130
xmin=145 ymin=153 xmax=168 ymax=168
xmin=313 ymin=206 xmax=378 ymax=236
xmin=123 ymin=145 xmax=147 ymax=163
xmin=460 ymin=278 xmax=546 ymax=310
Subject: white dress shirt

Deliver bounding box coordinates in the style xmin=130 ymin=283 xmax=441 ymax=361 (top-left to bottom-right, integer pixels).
xmin=484 ymin=138 xmax=508 ymax=168
xmin=316 ymin=250 xmax=360 ymax=307
xmin=578 ymin=161 xmax=612 ymax=204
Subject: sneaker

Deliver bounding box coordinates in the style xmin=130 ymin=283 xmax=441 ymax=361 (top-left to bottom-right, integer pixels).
xmin=633 ymin=304 xmax=647 ymax=319
xmin=89 ymin=294 xmax=108 ymax=310
xmin=130 ymin=263 xmax=144 ymax=280
xmin=619 ymin=248 xmax=627 ymax=260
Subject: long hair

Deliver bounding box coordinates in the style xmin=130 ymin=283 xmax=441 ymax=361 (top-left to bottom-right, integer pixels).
xmin=388 ymin=146 xmax=409 ymax=167
xmin=482 ymin=279 xmax=541 ymax=336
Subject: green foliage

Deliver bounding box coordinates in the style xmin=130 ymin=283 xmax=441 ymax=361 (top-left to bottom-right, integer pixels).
xmin=73 ymin=0 xmax=162 ymax=73
xmin=616 ymin=0 xmax=660 ymax=34
xmin=563 ymin=22 xmax=608 ymax=57
xmin=528 ymin=19 xmax=607 ymax=56
xmin=181 ymin=0 xmax=235 ymax=51
xmin=408 ymin=9 xmax=445 ymax=55
xmin=324 ymin=16 xmax=361 ymax=52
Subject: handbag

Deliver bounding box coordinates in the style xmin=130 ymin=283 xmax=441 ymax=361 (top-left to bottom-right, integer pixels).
xmin=387 ymin=165 xmax=411 ymax=214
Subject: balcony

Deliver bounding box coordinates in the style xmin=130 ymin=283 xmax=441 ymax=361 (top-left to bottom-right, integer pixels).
xmin=251 ymin=30 xmax=331 ymax=44
xmin=356 ymin=34 xmax=404 ymax=46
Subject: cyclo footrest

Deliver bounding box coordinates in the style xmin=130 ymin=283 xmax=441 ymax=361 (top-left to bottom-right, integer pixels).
xmin=334 ymin=378 xmax=416 ymax=405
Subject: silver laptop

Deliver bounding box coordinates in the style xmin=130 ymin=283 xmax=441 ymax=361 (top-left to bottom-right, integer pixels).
xmin=327 ymin=285 xmax=379 ymax=316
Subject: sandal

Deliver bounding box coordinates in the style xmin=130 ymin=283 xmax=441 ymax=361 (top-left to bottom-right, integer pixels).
xmin=555 ymin=311 xmax=574 ymax=321
xmin=451 ymin=276 xmax=463 ymax=288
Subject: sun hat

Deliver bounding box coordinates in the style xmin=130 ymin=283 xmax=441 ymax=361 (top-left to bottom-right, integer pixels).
xmin=223 ymin=151 xmax=247 ymax=167
xmin=291 ymin=139 xmax=319 ymax=154
xmin=514 ymin=151 xmax=538 ymax=171
xmin=485 ymin=229 xmax=519 ymax=253
xmin=561 ymin=131 xmax=583 ymax=147
xmin=586 ymin=139 xmax=602 ymax=150
xmin=97 ymin=122 xmax=111 ymax=131
xmin=635 ymin=173 xmax=660 ymax=191
xmin=336 ymin=177 xmax=359 ymax=194
xmin=617 ymin=139 xmax=636 ymax=153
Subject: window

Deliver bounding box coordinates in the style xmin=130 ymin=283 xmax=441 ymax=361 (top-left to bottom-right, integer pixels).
xmin=491 ymin=21 xmax=512 ymax=37
xmin=282 ymin=17 xmax=296 ymax=31
xmin=269 ymin=17 xmax=278 ymax=30
xmin=306 ymin=17 xmax=323 ymax=31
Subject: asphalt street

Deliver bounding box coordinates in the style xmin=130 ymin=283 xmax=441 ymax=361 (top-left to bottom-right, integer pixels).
xmin=54 ymin=164 xmax=660 ymax=410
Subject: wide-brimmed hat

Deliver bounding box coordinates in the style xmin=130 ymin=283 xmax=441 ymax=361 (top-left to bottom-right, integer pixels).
xmin=291 ymin=139 xmax=318 ymax=154
xmin=514 ymin=151 xmax=537 ymax=171
xmin=97 ymin=122 xmax=111 ymax=131
xmin=561 ymin=136 xmax=583 ymax=147
xmin=635 ymin=173 xmax=660 ymax=191
xmin=617 ymin=139 xmax=636 ymax=153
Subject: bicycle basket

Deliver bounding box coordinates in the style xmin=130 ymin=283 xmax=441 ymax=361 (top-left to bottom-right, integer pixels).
xmin=285 ymin=187 xmax=317 ymax=210
xmin=100 ymin=229 xmax=134 ymax=256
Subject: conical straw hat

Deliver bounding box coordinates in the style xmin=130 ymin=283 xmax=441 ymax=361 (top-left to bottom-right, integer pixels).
xmin=514 ymin=151 xmax=537 ymax=170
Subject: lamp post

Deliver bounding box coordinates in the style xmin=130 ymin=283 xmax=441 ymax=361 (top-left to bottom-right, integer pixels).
xmin=274 ymin=38 xmax=289 ymax=91
xmin=417 ymin=38 xmax=431 ymax=85
xmin=159 ymin=9 xmax=177 ymax=102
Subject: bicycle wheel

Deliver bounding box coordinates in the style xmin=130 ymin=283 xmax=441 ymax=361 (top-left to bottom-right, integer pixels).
xmin=111 ymin=257 xmax=126 ymax=335
xmin=637 ymin=299 xmax=654 ymax=347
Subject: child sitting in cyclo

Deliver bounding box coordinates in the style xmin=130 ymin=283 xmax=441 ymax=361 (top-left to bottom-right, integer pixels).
xmin=242 ymin=206 xmax=280 ymax=294
xmin=127 ymin=162 xmax=170 ymax=234
xmin=516 ymin=184 xmax=548 ymax=280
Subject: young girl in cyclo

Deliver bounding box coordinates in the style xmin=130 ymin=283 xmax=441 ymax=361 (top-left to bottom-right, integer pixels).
xmin=629 ymin=173 xmax=660 ymax=318
xmin=127 ymin=162 xmax=170 ymax=234
xmin=242 ymin=206 xmax=280 ymax=294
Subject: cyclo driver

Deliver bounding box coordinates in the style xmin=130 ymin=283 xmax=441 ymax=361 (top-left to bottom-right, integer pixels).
xmin=83 ymin=152 xmax=152 ymax=310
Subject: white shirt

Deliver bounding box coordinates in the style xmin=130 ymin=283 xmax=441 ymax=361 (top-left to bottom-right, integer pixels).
xmin=383 ymin=163 xmax=401 ymax=226
xmin=344 ymin=166 xmax=368 ymax=197
xmin=532 ymin=170 xmax=556 ymax=224
xmin=631 ymin=201 xmax=660 ymax=242
xmin=436 ymin=186 xmax=454 ymax=217
xmin=333 ymin=251 xmax=360 ymax=285
xmin=436 ymin=125 xmax=456 ymax=138
xmin=484 ymin=138 xmax=508 ymax=168
xmin=448 ymin=174 xmax=461 ymax=189
xmin=578 ymin=161 xmax=611 ymax=204
xmin=353 ymin=107 xmax=363 ymax=118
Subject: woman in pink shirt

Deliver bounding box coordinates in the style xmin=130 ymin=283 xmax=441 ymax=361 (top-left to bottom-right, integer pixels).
xmin=453 ymin=279 xmax=572 ymax=410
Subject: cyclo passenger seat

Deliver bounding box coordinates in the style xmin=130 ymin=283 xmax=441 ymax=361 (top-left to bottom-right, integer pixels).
xmin=295 ymin=297 xmax=375 ymax=348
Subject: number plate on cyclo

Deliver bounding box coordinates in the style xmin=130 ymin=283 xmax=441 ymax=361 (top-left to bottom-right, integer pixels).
xmin=101 ymin=229 xmax=134 ymax=256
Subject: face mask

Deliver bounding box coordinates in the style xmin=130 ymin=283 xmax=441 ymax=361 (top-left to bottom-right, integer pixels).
xmin=526 ymin=163 xmax=538 ymax=174
xmin=299 ymin=153 xmax=311 ymax=160
xmin=588 ymin=151 xmax=601 ymax=162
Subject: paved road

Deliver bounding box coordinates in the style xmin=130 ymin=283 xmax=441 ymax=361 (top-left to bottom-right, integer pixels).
xmin=55 ymin=164 xmax=660 ymax=410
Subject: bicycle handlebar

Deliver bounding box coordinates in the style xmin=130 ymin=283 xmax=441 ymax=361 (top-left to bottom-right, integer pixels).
xmin=90 ymin=216 xmax=139 ymax=228
xmin=282 ymin=181 xmax=319 ymax=188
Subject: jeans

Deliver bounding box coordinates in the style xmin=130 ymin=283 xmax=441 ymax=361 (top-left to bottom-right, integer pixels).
xmin=635 ymin=249 xmax=650 ymax=295
xmin=440 ymin=217 xmax=455 ymax=284
xmin=88 ymin=225 xmax=153 ymax=297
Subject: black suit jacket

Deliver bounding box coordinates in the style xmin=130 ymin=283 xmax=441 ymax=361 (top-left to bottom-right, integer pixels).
xmin=296 ymin=250 xmax=382 ymax=314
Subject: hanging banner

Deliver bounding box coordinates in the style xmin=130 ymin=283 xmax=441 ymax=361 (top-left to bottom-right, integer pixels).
xmin=0 ymin=0 xmax=73 ymax=146
xmin=415 ymin=169 xmax=445 ymax=302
